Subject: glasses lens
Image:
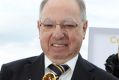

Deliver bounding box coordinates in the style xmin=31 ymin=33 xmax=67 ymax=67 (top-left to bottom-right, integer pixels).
xmin=61 ymin=21 xmax=77 ymax=28
xmin=43 ymin=19 xmax=55 ymax=28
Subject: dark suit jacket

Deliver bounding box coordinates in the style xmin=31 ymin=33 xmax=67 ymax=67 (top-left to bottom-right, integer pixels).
xmin=0 ymin=53 xmax=118 ymax=80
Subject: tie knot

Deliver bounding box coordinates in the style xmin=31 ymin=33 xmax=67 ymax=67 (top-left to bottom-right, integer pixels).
xmin=48 ymin=64 xmax=69 ymax=77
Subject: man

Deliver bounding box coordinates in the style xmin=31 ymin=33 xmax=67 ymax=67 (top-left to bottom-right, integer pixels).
xmin=0 ymin=0 xmax=118 ymax=80
xmin=105 ymin=46 xmax=119 ymax=78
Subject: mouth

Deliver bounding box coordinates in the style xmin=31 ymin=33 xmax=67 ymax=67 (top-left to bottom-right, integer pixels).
xmin=50 ymin=42 xmax=68 ymax=52
xmin=51 ymin=43 xmax=68 ymax=47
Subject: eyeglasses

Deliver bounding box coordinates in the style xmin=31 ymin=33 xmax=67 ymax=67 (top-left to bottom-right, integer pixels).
xmin=40 ymin=18 xmax=80 ymax=29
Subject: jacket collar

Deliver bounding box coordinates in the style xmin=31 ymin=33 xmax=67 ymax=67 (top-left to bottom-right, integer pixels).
xmin=23 ymin=53 xmax=45 ymax=80
xmin=71 ymin=54 xmax=95 ymax=80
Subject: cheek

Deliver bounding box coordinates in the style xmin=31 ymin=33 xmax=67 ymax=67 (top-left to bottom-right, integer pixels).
xmin=68 ymin=30 xmax=83 ymax=47
xmin=69 ymin=29 xmax=83 ymax=41
xmin=40 ymin=30 xmax=52 ymax=47
xmin=40 ymin=28 xmax=52 ymax=39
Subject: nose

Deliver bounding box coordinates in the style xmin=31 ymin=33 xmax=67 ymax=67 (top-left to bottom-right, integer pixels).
xmin=52 ymin=25 xmax=65 ymax=40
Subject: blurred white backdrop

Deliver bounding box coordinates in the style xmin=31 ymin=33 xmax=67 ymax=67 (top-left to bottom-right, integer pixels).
xmin=0 ymin=0 xmax=119 ymax=68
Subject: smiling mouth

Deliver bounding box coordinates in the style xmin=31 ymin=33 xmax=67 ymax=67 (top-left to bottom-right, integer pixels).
xmin=51 ymin=43 xmax=68 ymax=47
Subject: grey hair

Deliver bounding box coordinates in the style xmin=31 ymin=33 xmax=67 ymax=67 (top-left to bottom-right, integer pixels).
xmin=40 ymin=0 xmax=87 ymax=21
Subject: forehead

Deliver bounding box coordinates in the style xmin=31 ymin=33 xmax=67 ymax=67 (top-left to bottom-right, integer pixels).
xmin=41 ymin=0 xmax=81 ymax=21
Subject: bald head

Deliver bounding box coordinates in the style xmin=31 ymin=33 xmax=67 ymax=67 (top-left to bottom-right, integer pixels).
xmin=40 ymin=0 xmax=87 ymax=21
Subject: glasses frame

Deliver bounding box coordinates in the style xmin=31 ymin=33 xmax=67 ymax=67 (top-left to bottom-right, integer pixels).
xmin=39 ymin=18 xmax=81 ymax=29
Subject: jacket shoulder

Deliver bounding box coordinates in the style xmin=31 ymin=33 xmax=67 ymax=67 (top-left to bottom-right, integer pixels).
xmin=1 ymin=56 xmax=39 ymax=71
xmin=77 ymin=56 xmax=118 ymax=80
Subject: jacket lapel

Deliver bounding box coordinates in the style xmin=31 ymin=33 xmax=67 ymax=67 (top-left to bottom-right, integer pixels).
xmin=21 ymin=53 xmax=45 ymax=80
xmin=71 ymin=54 xmax=95 ymax=80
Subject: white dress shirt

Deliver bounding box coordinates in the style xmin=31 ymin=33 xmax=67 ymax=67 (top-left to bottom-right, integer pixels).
xmin=45 ymin=55 xmax=78 ymax=80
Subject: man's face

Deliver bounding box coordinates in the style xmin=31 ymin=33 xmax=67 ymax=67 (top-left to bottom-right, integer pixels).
xmin=38 ymin=0 xmax=87 ymax=62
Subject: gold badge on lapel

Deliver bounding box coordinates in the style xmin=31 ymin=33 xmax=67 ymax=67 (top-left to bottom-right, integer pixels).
xmin=42 ymin=73 xmax=58 ymax=80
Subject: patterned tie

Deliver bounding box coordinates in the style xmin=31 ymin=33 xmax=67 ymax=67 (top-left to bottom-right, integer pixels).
xmin=48 ymin=64 xmax=69 ymax=79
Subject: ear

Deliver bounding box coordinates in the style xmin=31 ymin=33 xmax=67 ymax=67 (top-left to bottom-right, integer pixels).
xmin=37 ymin=20 xmax=41 ymax=30
xmin=37 ymin=20 xmax=41 ymax=39
xmin=82 ymin=21 xmax=88 ymax=39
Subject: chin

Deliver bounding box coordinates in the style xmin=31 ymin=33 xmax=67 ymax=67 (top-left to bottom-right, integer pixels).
xmin=51 ymin=54 xmax=66 ymax=59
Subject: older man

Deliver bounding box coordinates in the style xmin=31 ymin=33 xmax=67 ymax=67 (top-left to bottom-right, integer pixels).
xmin=0 ymin=0 xmax=118 ymax=80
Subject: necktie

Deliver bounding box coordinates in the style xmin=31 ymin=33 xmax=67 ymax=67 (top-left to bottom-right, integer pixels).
xmin=48 ymin=64 xmax=69 ymax=78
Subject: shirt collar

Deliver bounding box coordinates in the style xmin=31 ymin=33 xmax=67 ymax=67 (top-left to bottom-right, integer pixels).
xmin=45 ymin=55 xmax=52 ymax=69
xmin=65 ymin=54 xmax=78 ymax=71
xmin=45 ymin=54 xmax=78 ymax=71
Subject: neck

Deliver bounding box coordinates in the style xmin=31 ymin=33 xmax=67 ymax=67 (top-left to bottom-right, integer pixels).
xmin=49 ymin=55 xmax=78 ymax=65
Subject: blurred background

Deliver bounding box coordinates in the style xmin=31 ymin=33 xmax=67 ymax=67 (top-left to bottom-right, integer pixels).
xmin=0 ymin=0 xmax=119 ymax=69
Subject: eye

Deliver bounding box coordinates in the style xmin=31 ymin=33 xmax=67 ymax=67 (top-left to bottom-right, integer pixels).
xmin=42 ymin=18 xmax=55 ymax=28
xmin=62 ymin=22 xmax=77 ymax=28
xmin=64 ymin=24 xmax=76 ymax=27
xmin=43 ymin=23 xmax=54 ymax=28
